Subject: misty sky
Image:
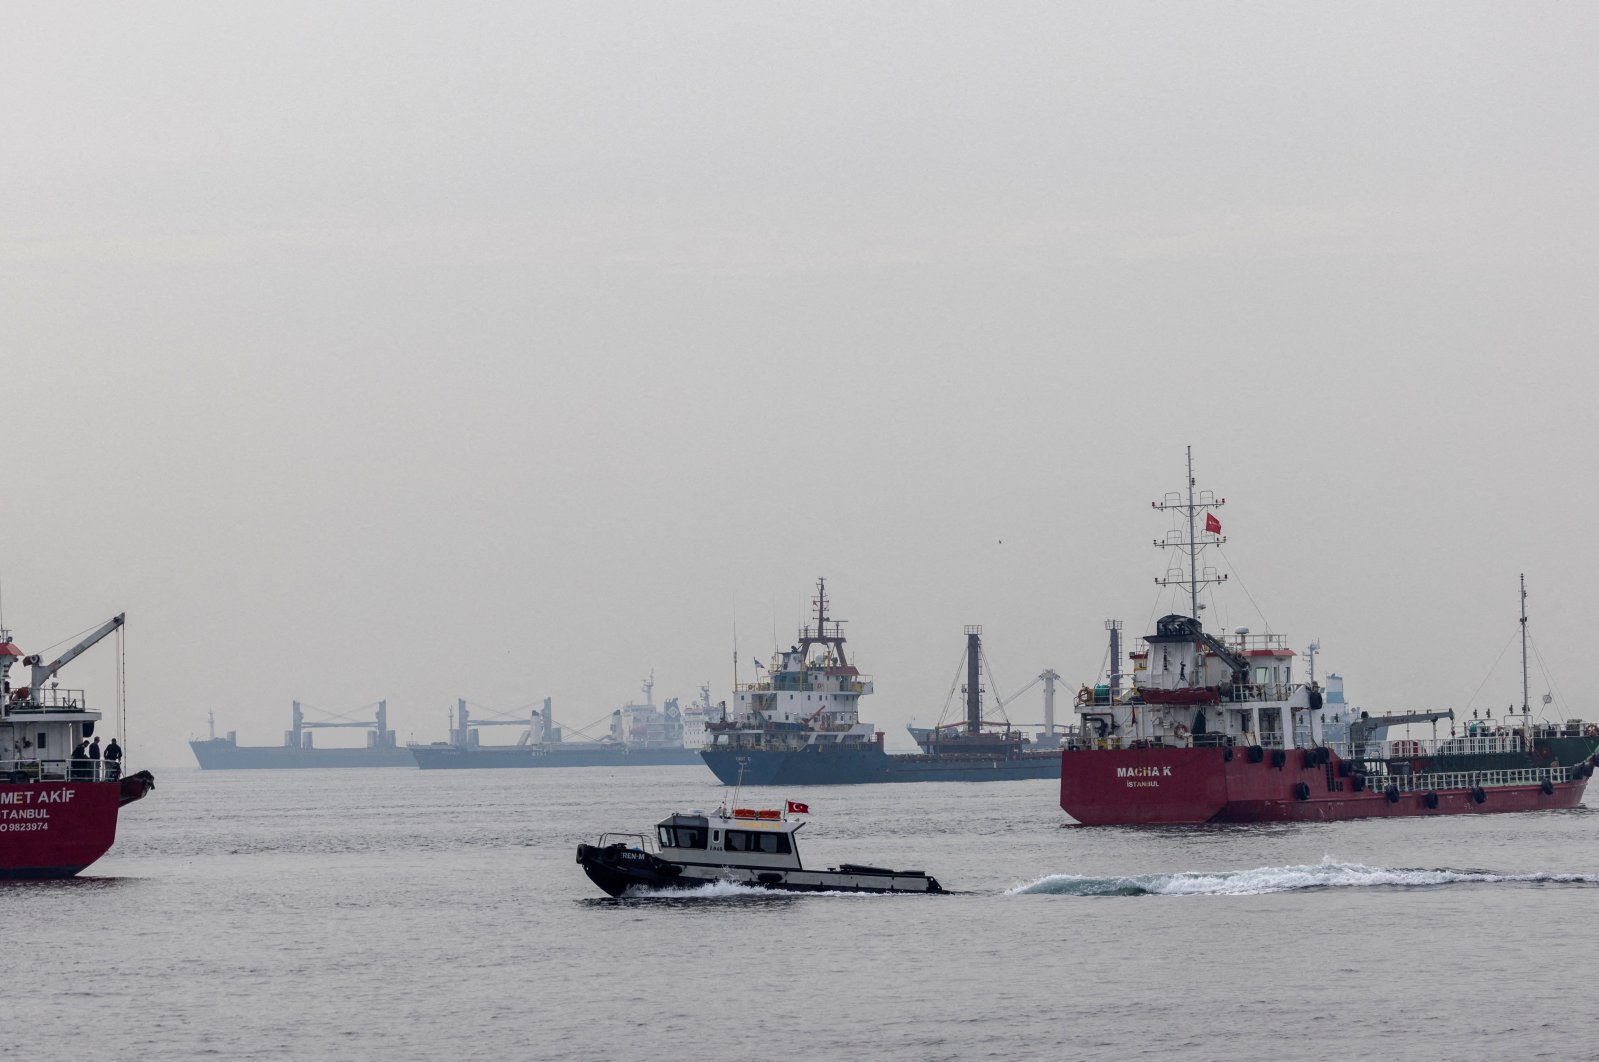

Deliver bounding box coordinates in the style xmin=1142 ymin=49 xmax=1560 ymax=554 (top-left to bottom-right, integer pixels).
xmin=5 ymin=3 xmax=1597 ymax=766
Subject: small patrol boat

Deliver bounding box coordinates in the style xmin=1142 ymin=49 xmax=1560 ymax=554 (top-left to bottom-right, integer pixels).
xmin=575 ymin=803 xmax=944 ymax=897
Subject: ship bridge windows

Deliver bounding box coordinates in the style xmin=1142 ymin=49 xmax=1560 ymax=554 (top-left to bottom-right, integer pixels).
xmin=725 ymin=830 xmax=792 ymax=855
xmin=658 ymin=825 xmax=708 ymax=849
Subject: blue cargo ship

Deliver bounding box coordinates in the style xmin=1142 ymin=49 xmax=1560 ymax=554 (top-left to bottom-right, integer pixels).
xmin=701 ymin=580 xmax=1062 ymax=785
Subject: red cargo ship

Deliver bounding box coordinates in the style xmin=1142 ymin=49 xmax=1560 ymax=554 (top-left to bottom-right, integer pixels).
xmin=1059 ymin=452 xmax=1598 ymax=826
xmin=1 ymin=614 xmax=155 ymax=879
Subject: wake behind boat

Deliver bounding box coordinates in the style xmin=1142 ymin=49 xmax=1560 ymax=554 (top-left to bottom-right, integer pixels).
xmin=575 ymin=803 xmax=944 ymax=897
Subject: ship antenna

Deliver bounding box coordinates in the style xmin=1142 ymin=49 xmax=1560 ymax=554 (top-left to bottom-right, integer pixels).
xmin=1153 ymin=446 xmax=1227 ymax=626
xmin=1520 ymin=574 xmax=1529 ymax=717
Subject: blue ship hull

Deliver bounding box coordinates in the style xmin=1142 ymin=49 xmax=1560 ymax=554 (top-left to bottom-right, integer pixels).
xmin=700 ymin=746 xmax=1061 ymax=785
xmin=410 ymin=744 xmax=704 ymax=769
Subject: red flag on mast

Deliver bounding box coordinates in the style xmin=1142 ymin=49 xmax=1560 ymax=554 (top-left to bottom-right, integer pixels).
xmin=1205 ymin=512 xmax=1222 ymax=534
xmin=786 ymin=800 xmax=809 ymax=814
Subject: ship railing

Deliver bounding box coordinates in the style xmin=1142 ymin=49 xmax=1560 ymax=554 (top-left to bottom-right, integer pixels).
xmin=1373 ymin=735 xmax=1527 ymax=758
xmin=1 ymin=756 xmax=116 ymax=782
xmin=1226 ymin=682 xmax=1304 ymax=704
xmin=598 ymin=832 xmax=656 ymax=854
xmin=2 ymin=688 xmax=90 ymax=714
xmin=1375 ymin=765 xmax=1573 ymax=793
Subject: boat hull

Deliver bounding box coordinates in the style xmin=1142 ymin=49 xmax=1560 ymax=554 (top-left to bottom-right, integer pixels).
xmin=411 ymin=745 xmax=704 ymax=769
xmin=190 ymin=740 xmax=415 ymax=769
xmin=575 ymin=843 xmax=943 ymax=897
xmin=0 ymin=778 xmax=148 ymax=880
xmin=1060 ymin=746 xmax=1590 ymax=825
xmin=700 ymin=745 xmax=1061 ymax=785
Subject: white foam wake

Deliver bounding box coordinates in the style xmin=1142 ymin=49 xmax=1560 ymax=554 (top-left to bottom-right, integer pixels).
xmin=626 ymin=880 xmax=763 ymax=899
xmin=1008 ymin=862 xmax=1591 ymax=897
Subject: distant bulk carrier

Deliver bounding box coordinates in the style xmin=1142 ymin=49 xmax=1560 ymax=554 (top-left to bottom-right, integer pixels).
xmin=1058 ymin=450 xmax=1599 ymax=825
xmin=190 ymin=701 xmax=413 ymax=769
xmin=408 ymin=679 xmax=710 ymax=769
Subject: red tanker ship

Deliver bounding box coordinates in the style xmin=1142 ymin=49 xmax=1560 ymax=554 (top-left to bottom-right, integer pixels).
xmin=1 ymin=614 xmax=155 ymax=879
xmin=1059 ymin=453 xmax=1597 ymax=826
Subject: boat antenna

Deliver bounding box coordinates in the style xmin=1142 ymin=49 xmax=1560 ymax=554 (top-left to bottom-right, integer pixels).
xmin=1153 ymin=446 xmax=1227 ymax=625
xmin=1520 ymin=574 xmax=1529 ymax=718
xmin=732 ymin=756 xmax=749 ymax=809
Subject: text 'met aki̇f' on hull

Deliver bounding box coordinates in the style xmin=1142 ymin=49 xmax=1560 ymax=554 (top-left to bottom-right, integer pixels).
xmin=1058 ymin=450 xmax=1599 ymax=826
xmin=2 ymin=613 xmax=155 ymax=879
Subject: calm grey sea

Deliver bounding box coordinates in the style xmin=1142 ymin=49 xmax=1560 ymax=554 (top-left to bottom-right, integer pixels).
xmin=5 ymin=765 xmax=1596 ymax=1061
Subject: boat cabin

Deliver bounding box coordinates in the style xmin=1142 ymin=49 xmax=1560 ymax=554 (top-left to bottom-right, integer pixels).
xmin=1076 ymin=617 xmax=1328 ymax=753
xmin=655 ymin=809 xmax=805 ymax=870
xmin=1 ymin=618 xmax=124 ymax=783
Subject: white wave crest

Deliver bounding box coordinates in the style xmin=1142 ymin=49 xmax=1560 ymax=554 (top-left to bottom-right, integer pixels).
xmin=1008 ymin=862 xmax=1591 ymax=897
xmin=626 ymin=880 xmax=762 ymax=899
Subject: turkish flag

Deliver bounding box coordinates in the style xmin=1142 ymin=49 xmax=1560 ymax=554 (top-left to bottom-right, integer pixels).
xmin=1205 ymin=512 xmax=1222 ymax=534
xmin=786 ymin=800 xmax=810 ymax=814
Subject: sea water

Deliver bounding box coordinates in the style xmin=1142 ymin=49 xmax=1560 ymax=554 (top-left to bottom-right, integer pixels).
xmin=5 ymin=765 xmax=1595 ymax=1061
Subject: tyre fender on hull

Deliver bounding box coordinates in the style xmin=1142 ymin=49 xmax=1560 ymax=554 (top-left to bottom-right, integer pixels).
xmin=1471 ymin=786 xmax=1487 ymax=804
xmin=1385 ymin=786 xmax=1400 ymax=804
xmin=1294 ymin=782 xmax=1311 ymax=800
xmin=1423 ymin=791 xmax=1439 ymax=809
xmin=1541 ymin=778 xmax=1555 ymax=796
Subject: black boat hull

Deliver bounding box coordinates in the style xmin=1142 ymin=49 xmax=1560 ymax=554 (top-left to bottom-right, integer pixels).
xmin=575 ymin=843 xmax=943 ymax=897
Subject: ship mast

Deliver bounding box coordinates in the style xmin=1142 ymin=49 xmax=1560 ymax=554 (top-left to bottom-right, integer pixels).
xmin=1520 ymin=573 xmax=1529 ymax=717
xmin=798 ymin=577 xmax=848 ymax=666
xmin=965 ymin=626 xmax=983 ymax=737
xmin=1153 ymin=447 xmax=1227 ymax=624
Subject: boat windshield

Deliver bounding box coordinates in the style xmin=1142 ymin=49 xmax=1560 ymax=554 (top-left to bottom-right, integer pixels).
xmin=725 ymin=830 xmax=791 ymax=854
xmin=658 ymin=825 xmax=707 ymax=849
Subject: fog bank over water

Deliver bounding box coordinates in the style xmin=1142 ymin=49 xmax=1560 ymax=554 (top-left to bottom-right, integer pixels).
xmin=4 ymin=3 xmax=1596 ymax=764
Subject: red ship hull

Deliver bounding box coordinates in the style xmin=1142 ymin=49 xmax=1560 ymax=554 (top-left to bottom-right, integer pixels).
xmin=1060 ymin=747 xmax=1588 ymax=825
xmin=0 ymin=779 xmax=136 ymax=879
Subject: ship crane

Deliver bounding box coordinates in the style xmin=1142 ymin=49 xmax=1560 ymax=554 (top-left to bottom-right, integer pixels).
xmin=451 ymin=698 xmax=552 ymax=746
xmin=288 ymin=700 xmax=396 ymax=749
xmin=24 ymin=613 xmax=125 ymax=693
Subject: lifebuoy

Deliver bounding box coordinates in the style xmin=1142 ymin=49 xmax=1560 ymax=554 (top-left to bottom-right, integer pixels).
xmin=1076 ymin=687 xmax=1092 ymax=707
xmin=1584 ymin=723 xmax=1598 ymax=739
xmin=1173 ymin=724 xmax=1190 ymax=739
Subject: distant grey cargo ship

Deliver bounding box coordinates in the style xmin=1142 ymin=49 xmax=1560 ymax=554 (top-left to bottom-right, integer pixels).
xmin=409 ymin=682 xmax=711 ymax=770
xmin=701 ymin=580 xmax=1064 ymax=785
xmin=189 ymin=701 xmax=413 ymax=769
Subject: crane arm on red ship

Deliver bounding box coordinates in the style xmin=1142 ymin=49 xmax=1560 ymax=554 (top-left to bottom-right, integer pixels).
xmin=27 ymin=613 xmax=125 ymax=690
